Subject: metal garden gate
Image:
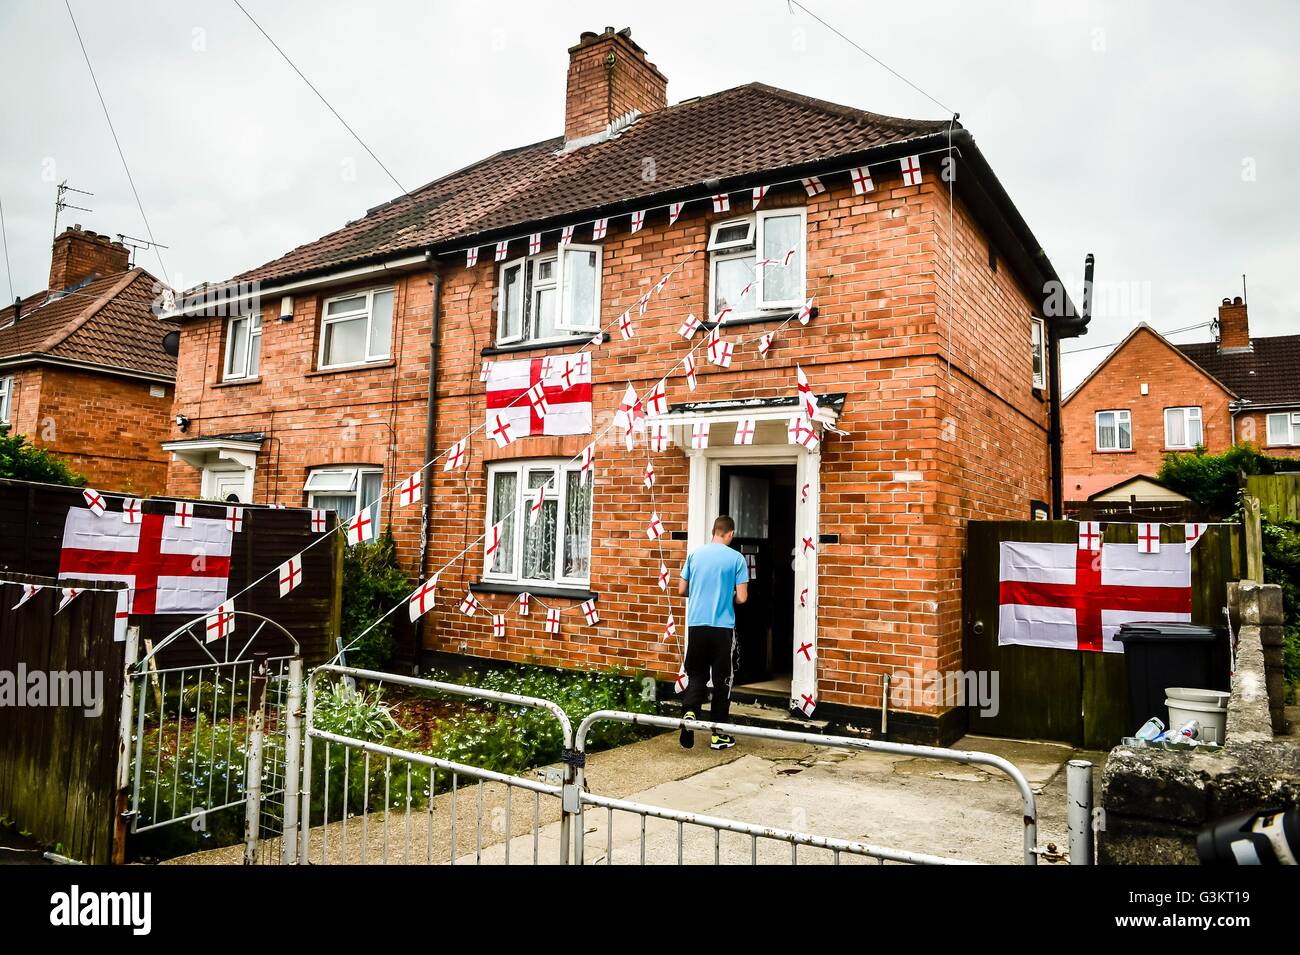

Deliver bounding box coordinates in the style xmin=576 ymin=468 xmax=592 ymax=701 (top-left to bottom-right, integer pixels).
xmin=121 ymin=611 xmax=303 ymax=864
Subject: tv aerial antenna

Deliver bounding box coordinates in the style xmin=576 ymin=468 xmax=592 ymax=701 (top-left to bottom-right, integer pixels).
xmin=52 ymin=181 xmax=94 ymax=239
xmin=117 ymin=233 xmax=170 ymax=268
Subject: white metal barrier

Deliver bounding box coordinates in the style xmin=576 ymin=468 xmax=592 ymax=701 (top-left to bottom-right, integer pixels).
xmin=572 ymin=711 xmax=1043 ymax=865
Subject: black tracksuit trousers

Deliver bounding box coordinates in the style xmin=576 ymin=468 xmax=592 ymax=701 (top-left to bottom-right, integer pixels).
xmin=680 ymin=625 xmax=737 ymax=723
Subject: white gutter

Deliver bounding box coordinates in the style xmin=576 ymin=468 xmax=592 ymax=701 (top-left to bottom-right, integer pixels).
xmin=164 ymin=253 xmax=428 ymax=319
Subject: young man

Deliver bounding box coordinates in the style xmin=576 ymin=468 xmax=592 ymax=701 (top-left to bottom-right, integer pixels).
xmin=677 ymin=515 xmax=749 ymax=750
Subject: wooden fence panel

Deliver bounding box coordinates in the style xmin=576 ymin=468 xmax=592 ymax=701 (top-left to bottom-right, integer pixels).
xmin=1247 ymin=472 xmax=1300 ymax=523
xmin=964 ymin=520 xmax=1242 ymax=748
xmin=0 ymin=574 xmax=125 ymax=864
xmin=0 ymin=478 xmax=342 ymax=666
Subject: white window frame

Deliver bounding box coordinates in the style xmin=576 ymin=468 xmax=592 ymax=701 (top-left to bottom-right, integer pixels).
xmin=223 ymin=311 xmax=262 ymax=381
xmin=707 ymin=217 xmax=756 ymax=252
xmin=0 ymin=374 xmax=11 ymax=424
xmin=318 ymin=287 xmax=393 ymax=369
xmin=484 ymin=459 xmax=592 ymax=588
xmin=496 ymin=244 xmax=602 ymax=346
xmin=1030 ymin=316 xmax=1046 ymax=389
xmin=1095 ymin=409 xmax=1133 ymax=451
xmin=305 ymin=466 xmax=384 ymax=527
xmin=1164 ymin=406 xmax=1203 ymax=450
xmin=1266 ymin=412 xmax=1300 ymax=447
xmin=707 ymin=209 xmax=807 ymax=320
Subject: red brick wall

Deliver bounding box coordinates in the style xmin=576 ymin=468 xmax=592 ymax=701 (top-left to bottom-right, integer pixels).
xmin=172 ymin=161 xmax=1051 ymax=719
xmin=1062 ymin=327 xmax=1234 ymax=498
xmin=12 ymin=366 xmax=174 ymax=494
xmin=564 ymin=29 xmax=667 ymax=141
xmin=48 ymin=227 xmax=131 ymax=292
xmin=1235 ymin=411 xmax=1300 ymax=460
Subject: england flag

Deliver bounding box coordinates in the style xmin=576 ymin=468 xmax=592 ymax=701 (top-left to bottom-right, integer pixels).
xmin=484 ymin=351 xmax=593 ymax=438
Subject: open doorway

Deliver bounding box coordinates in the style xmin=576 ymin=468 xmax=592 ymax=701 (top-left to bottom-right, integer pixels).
xmin=718 ymin=463 xmax=797 ymax=694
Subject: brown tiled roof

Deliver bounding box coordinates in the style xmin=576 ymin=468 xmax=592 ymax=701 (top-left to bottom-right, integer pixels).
xmin=231 ymin=83 xmax=951 ymax=286
xmin=0 ymin=269 xmax=177 ymax=380
xmin=1177 ymin=335 xmax=1300 ymax=407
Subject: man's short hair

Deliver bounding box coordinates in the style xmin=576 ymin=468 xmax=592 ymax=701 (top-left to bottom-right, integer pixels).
xmin=712 ymin=515 xmax=736 ymax=536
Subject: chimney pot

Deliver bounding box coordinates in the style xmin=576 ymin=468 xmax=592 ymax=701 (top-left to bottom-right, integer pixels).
xmin=1217 ymin=295 xmax=1251 ymax=351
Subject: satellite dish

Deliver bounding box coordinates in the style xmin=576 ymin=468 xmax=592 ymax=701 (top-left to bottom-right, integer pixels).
xmin=162 ymin=330 xmax=180 ymax=357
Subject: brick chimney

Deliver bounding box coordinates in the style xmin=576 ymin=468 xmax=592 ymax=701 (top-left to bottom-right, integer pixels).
xmin=564 ymin=27 xmax=667 ymax=145
xmin=1217 ymin=296 xmax=1250 ymax=351
xmin=48 ymin=225 xmax=131 ymax=293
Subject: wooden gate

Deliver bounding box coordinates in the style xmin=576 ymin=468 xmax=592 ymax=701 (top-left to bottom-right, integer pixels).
xmin=962 ymin=521 xmax=1242 ymax=749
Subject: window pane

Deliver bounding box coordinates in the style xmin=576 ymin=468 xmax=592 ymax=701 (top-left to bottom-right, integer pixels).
xmin=323 ymin=315 xmax=367 ymax=365
xmin=1165 ymin=408 xmax=1185 ymax=447
xmin=327 ymin=295 xmax=367 ymax=316
xmin=248 ymin=326 xmax=262 ymax=377
xmin=368 ymin=289 xmax=393 ymax=359
xmin=534 ymin=285 xmax=558 ymax=339
xmin=1187 ymin=410 xmax=1203 ymax=446
xmin=1098 ymin=412 xmax=1115 ymax=449
xmin=714 ymin=256 xmax=754 ymax=315
xmin=1267 ymin=414 xmax=1289 ymax=445
xmin=1118 ymin=413 xmax=1132 ymax=450
xmin=305 ymin=469 xmax=357 ymax=492
xmin=491 ymin=471 xmax=518 ymax=575
xmin=313 ymin=493 xmax=356 ymax=523
xmin=563 ymin=249 xmax=598 ymax=329
xmin=501 ymin=264 xmax=524 ymax=340
xmin=524 ymin=500 xmax=557 ymax=580
xmin=562 ymin=470 xmax=592 ymax=579
xmin=762 ymin=214 xmax=802 ymax=303
xmin=226 ymin=317 xmax=248 ymax=377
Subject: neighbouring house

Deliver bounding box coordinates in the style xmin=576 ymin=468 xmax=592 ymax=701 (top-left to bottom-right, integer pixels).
xmin=165 ymin=27 xmax=1082 ymax=741
xmin=1063 ymin=297 xmax=1300 ymax=501
xmin=0 ymin=225 xmax=176 ymax=494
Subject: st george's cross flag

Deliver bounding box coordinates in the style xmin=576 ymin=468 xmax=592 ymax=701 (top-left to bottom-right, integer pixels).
xmin=57 ymin=506 xmax=233 ymax=615
xmin=998 ymin=541 xmax=1192 ymax=653
xmin=484 ymin=351 xmax=592 ymax=438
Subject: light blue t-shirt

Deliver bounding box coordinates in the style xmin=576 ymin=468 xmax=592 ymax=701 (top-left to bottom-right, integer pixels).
xmin=681 ymin=542 xmax=749 ymax=628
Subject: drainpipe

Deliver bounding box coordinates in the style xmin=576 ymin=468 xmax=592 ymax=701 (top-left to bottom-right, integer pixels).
xmin=416 ymin=262 xmax=442 ymax=669
xmin=1048 ymin=253 xmax=1094 ymax=518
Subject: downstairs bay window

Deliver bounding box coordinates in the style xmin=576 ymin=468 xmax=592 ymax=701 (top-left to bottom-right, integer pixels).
xmin=484 ymin=459 xmax=592 ymax=587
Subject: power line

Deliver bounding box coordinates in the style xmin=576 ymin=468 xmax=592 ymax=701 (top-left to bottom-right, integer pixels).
xmin=230 ymin=0 xmax=409 ymax=195
xmin=787 ymin=0 xmax=955 ymax=116
xmin=0 ymin=195 xmax=12 ymax=302
xmin=1061 ymin=321 xmax=1213 ymax=356
xmin=63 ymin=0 xmax=170 ymax=285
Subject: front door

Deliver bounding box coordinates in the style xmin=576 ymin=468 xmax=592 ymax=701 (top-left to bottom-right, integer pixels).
xmin=205 ymin=467 xmax=252 ymax=503
xmin=718 ymin=464 xmax=796 ymax=688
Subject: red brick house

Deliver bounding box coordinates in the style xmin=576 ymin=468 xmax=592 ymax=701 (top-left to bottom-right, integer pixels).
xmin=1063 ymin=297 xmax=1300 ymax=501
xmin=166 ymin=27 xmax=1081 ymax=740
xmin=0 ymin=225 xmax=176 ymax=494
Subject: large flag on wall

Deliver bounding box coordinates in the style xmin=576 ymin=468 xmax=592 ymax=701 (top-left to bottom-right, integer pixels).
xmin=484 ymin=351 xmax=593 ymax=437
xmin=998 ymin=542 xmax=1192 ymax=653
xmin=57 ymin=508 xmax=233 ymax=615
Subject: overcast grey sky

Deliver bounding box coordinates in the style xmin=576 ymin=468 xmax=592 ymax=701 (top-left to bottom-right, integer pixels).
xmin=1 ymin=1 xmax=1296 ymax=388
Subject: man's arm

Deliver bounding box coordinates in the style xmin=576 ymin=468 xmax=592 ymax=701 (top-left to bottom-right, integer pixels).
xmin=677 ymin=576 xmax=689 ymax=597
xmin=734 ymin=582 xmax=748 ymax=605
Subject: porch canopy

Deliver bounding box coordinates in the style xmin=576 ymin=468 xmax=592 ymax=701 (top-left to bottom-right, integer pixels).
xmin=648 ymin=393 xmax=846 ymax=447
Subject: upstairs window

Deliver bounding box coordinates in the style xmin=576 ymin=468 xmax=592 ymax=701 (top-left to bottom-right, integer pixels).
xmin=1266 ymin=412 xmax=1300 ymax=447
xmin=1096 ymin=409 xmax=1133 ymax=451
xmin=319 ymin=288 xmax=393 ymax=369
xmin=497 ymin=246 xmax=601 ymax=346
xmin=0 ymin=375 xmax=11 ymax=423
xmin=223 ymin=311 xmax=262 ymax=380
xmin=1030 ymin=317 xmax=1046 ymax=389
xmin=305 ymin=466 xmax=383 ymax=529
xmin=707 ymin=209 xmax=806 ymax=321
xmin=1164 ymin=406 xmax=1203 ymax=449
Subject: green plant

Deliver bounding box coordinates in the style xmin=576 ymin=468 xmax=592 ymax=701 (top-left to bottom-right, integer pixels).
xmin=1157 ymin=444 xmax=1288 ymax=516
xmin=340 ymin=530 xmax=410 ymax=671
xmin=1261 ymin=518 xmax=1300 ymax=703
xmin=0 ymin=424 xmax=85 ymax=486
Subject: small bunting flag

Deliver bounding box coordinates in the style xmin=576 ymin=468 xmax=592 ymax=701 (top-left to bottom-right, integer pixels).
xmin=225 ymin=506 xmax=244 ymax=533
xmin=643 ymin=461 xmax=656 ymax=489
xmin=173 ymin=501 xmax=194 ymax=529
xmin=466 ymin=247 xmax=479 ymax=268
xmin=734 ymin=417 xmax=757 ymax=446
xmin=205 ymin=599 xmax=236 ymax=642
xmin=311 ymin=509 xmax=327 ymax=533
xmin=397 ymin=471 xmax=423 ymax=507
xmin=691 ymin=421 xmax=711 ymax=450
xmin=494 ymin=239 xmax=510 ymax=262
xmin=711 ymin=193 xmax=730 ymax=213
xmin=752 ymin=184 xmax=768 ymax=208
xmin=850 ymin=166 xmax=874 ymax=194
xmin=529 ymin=232 xmax=542 ymax=254
xmin=668 ymin=201 xmax=684 ymax=225
xmin=581 ymin=599 xmax=599 ymax=626
xmin=346 ymin=507 xmax=374 ymax=545
xmin=459 ymin=592 xmax=481 ymax=617
xmin=592 ymin=217 xmax=609 ymax=241
xmin=545 ymin=607 xmax=561 ymax=635
xmin=758 ymin=332 xmax=774 ymax=357
xmin=901 ymin=155 xmax=923 ymax=186
xmin=630 ymin=209 xmax=645 ymax=233
xmin=649 ymin=424 xmax=671 ymax=452
xmin=489 ymin=413 xmax=515 ymax=448
xmin=277 ymin=554 xmax=303 ymax=597
xmin=408 ymin=577 xmax=438 ymax=621
xmin=560 ymin=224 xmax=575 ymax=246
xmin=122 ymin=498 xmax=143 ymax=524
xmin=493 ymin=614 xmax=506 ymax=639
xmin=518 ymin=591 xmax=530 ymax=616
xmin=82 ymin=488 xmax=106 ymax=517
xmin=801 ymin=176 xmax=826 ymax=197
xmin=647 ymin=512 xmax=666 ymax=541
xmin=444 ymin=438 xmax=468 ymax=471
xmin=682 ymin=353 xmax=698 ymax=391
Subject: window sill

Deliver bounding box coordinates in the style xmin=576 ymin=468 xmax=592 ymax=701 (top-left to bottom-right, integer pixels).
xmin=482 ymin=333 xmax=609 ymax=357
xmin=470 ymin=580 xmax=596 ymax=602
xmin=707 ymin=306 xmax=818 ymax=330
xmin=306 ymin=359 xmax=396 ymax=378
xmin=1094 ymin=448 xmax=1135 ymax=454
xmin=213 ymin=376 xmax=262 ymax=388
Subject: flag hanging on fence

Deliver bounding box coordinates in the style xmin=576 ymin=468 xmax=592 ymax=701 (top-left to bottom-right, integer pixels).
xmin=56 ymin=506 xmax=233 ymax=615
xmin=997 ymin=541 xmax=1192 ymax=653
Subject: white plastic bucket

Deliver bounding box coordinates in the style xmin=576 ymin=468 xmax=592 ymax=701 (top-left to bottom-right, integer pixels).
xmin=1166 ymin=687 xmax=1231 ymax=707
xmin=1164 ymin=692 xmax=1228 ymax=744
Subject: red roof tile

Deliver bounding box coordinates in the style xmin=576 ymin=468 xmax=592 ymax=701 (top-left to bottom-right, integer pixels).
xmin=1177 ymin=335 xmax=1300 ymax=407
